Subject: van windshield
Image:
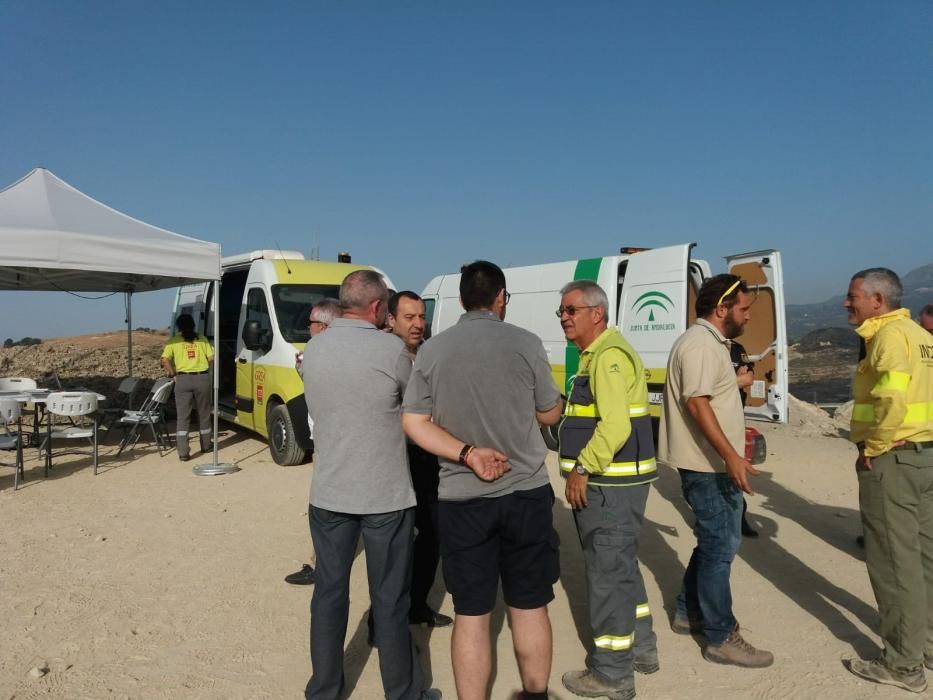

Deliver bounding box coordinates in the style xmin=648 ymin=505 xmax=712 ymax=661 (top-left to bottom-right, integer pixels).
xmin=272 ymin=284 xmax=342 ymax=343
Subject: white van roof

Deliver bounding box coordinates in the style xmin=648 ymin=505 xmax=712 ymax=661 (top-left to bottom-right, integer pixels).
xmin=222 ymin=249 xmax=305 ymax=266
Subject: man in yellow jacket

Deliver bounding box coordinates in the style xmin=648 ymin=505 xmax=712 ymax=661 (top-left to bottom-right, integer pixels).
xmin=557 ymin=280 xmax=658 ymax=700
xmin=843 ymin=267 xmax=933 ymax=694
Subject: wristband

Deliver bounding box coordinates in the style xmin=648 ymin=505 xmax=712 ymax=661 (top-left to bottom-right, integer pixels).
xmin=458 ymin=444 xmax=474 ymax=466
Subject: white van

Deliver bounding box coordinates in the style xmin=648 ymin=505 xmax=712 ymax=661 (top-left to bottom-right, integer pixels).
xmin=173 ymin=250 xmax=394 ymax=465
xmin=421 ymin=243 xmax=788 ymax=425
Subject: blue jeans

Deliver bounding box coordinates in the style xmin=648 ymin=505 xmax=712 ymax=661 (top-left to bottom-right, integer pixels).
xmin=676 ymin=470 xmax=743 ymax=645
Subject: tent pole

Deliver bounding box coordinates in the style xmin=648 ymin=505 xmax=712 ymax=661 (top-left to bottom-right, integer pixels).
xmin=127 ymin=291 xmax=133 ymax=377
xmin=212 ymin=278 xmax=220 ymax=467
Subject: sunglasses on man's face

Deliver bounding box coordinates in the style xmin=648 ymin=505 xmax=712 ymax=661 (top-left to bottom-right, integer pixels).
xmin=555 ymin=305 xmax=597 ymax=318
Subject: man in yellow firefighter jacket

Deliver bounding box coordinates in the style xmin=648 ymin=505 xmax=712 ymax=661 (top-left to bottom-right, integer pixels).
xmin=557 ymin=280 xmax=658 ymax=700
xmin=843 ymin=267 xmax=933 ymax=694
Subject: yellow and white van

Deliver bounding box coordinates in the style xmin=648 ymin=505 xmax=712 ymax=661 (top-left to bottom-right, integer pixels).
xmin=173 ymin=250 xmax=394 ymax=465
xmin=421 ymin=243 xmax=788 ymax=425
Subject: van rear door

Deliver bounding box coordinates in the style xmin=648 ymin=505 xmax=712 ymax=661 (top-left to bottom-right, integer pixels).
xmin=617 ymin=244 xmax=694 ymax=410
xmin=726 ymin=250 xmax=788 ymax=424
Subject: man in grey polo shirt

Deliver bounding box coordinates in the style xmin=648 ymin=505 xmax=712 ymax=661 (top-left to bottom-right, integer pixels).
xmin=403 ymin=260 xmax=562 ymax=700
xmin=658 ymin=274 xmax=772 ymax=669
xmin=303 ymin=270 xmax=436 ymax=700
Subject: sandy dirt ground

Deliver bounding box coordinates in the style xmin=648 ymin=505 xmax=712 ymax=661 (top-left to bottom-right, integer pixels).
xmin=0 ymin=417 xmax=920 ymax=700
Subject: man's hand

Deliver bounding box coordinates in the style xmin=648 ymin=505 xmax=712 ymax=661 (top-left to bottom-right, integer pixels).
xmin=465 ymin=447 xmax=510 ymax=481
xmin=725 ymin=452 xmax=759 ymax=495
xmin=565 ymin=469 xmax=589 ymax=510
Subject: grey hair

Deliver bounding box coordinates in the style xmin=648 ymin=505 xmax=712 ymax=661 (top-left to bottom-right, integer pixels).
xmin=851 ymin=267 xmax=902 ymax=309
xmin=311 ymin=298 xmax=342 ymax=324
xmin=339 ymin=270 xmax=388 ymax=311
xmin=560 ymin=279 xmax=610 ymax=315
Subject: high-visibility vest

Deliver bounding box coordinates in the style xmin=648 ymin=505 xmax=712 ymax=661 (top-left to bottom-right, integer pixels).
xmin=558 ymin=333 xmax=657 ymax=487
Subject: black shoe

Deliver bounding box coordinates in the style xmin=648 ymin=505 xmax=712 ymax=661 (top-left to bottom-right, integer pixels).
xmin=409 ymin=607 xmax=453 ymax=627
xmin=179 ymin=455 xmax=191 ymax=462
xmin=284 ymin=564 xmax=315 ymax=585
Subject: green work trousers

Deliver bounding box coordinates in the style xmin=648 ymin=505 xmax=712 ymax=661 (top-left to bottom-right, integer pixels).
xmin=858 ymin=445 xmax=933 ymax=672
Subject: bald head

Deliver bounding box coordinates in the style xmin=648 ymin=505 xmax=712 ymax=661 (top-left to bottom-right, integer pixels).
xmin=339 ymin=270 xmax=389 ymax=327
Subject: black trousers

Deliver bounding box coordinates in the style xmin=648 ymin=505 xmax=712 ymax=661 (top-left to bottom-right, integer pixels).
xmin=306 ymin=506 xmax=423 ymax=700
xmin=409 ymin=444 xmax=441 ymax=611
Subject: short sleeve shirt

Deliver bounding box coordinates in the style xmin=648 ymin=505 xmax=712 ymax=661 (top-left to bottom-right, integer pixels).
xmin=161 ymin=334 xmax=213 ymax=372
xmin=403 ymin=310 xmax=561 ymax=501
xmin=304 ymin=318 xmax=415 ymax=514
xmin=657 ymin=319 xmax=745 ymax=473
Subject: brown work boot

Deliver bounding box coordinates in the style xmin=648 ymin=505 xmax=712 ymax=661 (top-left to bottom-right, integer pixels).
xmin=703 ymin=627 xmax=773 ymax=668
xmin=846 ymin=657 xmax=927 ymax=693
xmin=561 ymin=670 xmax=635 ymax=700
xmin=670 ymin=612 xmax=703 ymax=635
xmin=633 ymin=648 xmax=659 ymax=675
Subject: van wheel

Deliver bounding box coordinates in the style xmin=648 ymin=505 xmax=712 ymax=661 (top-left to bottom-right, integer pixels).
xmin=267 ymin=403 xmax=308 ymax=466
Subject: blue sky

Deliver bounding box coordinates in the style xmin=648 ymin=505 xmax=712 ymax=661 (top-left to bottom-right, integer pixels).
xmin=1 ymin=1 xmax=931 ymax=338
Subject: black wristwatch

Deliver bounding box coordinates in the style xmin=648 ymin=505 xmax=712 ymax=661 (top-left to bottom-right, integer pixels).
xmin=574 ymin=462 xmax=587 ymax=476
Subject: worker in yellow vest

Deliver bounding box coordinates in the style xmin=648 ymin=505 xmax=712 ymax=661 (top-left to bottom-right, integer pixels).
xmin=842 ymin=267 xmax=933 ymax=693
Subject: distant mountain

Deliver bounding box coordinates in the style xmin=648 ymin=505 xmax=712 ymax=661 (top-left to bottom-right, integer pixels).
xmin=787 ymin=262 xmax=933 ymax=342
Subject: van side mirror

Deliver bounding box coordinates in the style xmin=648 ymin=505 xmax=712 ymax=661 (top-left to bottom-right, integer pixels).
xmin=242 ymin=320 xmax=271 ymax=352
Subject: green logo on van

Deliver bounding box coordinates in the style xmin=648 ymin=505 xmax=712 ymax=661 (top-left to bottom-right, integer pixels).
xmin=629 ymin=291 xmax=677 ymax=332
xmin=632 ymin=291 xmax=673 ymax=322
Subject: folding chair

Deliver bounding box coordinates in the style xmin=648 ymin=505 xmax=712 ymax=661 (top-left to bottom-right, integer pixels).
xmin=0 ymin=398 xmax=25 ymax=490
xmin=98 ymin=377 xmax=141 ymax=436
xmin=45 ymin=392 xmax=99 ymax=476
xmin=116 ymin=378 xmax=175 ymax=457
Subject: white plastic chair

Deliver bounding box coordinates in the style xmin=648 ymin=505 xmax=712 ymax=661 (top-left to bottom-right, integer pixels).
xmin=0 ymin=398 xmax=24 ymax=490
xmin=0 ymin=377 xmax=38 ymax=391
xmin=116 ymin=378 xmax=175 ymax=456
xmin=45 ymin=392 xmax=99 ymax=476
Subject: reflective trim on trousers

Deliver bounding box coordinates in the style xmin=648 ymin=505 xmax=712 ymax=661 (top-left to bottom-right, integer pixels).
xmin=594 ymin=633 xmax=633 ymax=651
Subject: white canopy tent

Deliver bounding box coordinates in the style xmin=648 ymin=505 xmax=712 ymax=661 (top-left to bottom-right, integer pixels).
xmin=0 ymin=167 xmax=227 ymax=469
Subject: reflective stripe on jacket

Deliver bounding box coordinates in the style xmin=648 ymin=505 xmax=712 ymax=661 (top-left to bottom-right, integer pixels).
xmin=850 ymin=308 xmax=933 ymax=457
xmin=558 ymin=329 xmax=657 ymax=487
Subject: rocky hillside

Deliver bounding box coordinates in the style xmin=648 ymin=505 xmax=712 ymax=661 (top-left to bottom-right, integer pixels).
xmin=0 ymin=330 xmax=169 ymax=398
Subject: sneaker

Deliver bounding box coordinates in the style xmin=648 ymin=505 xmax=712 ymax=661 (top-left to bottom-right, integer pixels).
xmin=671 ymin=612 xmax=703 ymax=635
xmin=703 ymin=627 xmax=773 ymax=668
xmin=561 ymin=670 xmax=635 ymax=700
xmin=633 ymin=648 xmax=659 ymax=674
xmin=284 ymin=564 xmax=315 ymax=585
xmin=846 ymin=658 xmax=927 ymax=693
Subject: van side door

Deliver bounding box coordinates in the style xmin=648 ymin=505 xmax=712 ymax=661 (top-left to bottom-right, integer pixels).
xmin=726 ymin=250 xmax=788 ymax=423
xmin=235 ymin=285 xmax=274 ymax=430
xmin=617 ymin=244 xmax=694 ymax=412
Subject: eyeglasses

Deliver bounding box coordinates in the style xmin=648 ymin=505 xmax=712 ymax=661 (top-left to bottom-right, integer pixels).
xmin=308 ymin=320 xmax=329 ymax=328
xmin=555 ymin=305 xmax=598 ymax=318
xmin=502 ymin=290 xmax=511 ymax=305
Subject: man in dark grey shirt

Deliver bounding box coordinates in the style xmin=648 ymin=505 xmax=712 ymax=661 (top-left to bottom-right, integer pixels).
xmin=303 ymin=270 xmax=437 ymax=700
xmin=403 ymin=261 xmax=562 ymax=700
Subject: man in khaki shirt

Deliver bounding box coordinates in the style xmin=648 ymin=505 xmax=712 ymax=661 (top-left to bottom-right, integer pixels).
xmin=658 ymin=274 xmax=773 ymax=668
